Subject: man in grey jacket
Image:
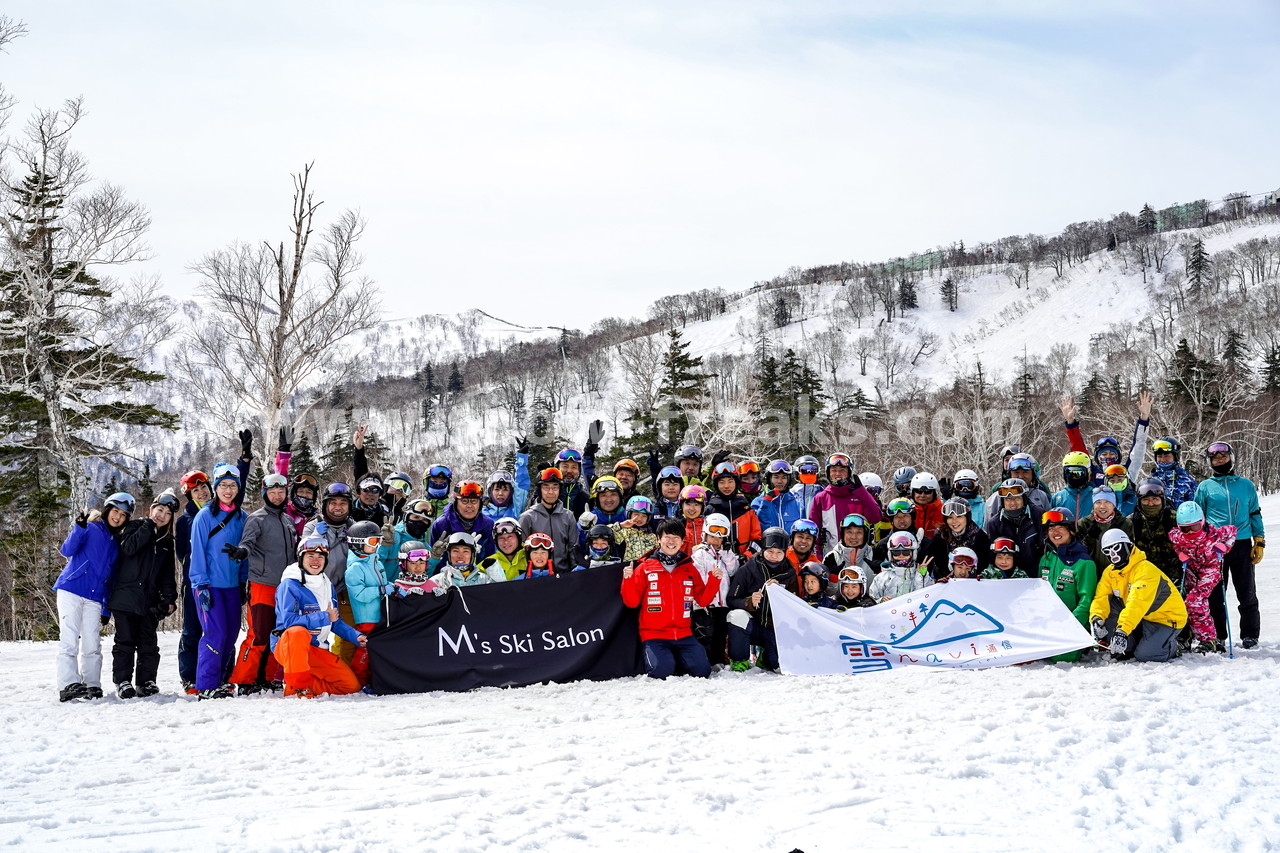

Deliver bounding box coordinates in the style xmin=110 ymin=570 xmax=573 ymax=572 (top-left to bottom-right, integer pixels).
xmin=519 ymin=468 xmax=579 ymax=574
xmin=228 ymin=473 xmax=298 ymax=692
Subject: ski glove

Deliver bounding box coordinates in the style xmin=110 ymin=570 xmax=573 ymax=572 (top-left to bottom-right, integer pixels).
xmin=278 ymin=425 xmax=294 ymax=453
xmin=848 ymin=472 xmax=863 ymax=489
xmin=238 ymin=429 xmax=253 ymax=456
xmin=76 ymin=511 xmax=88 ymax=528
xmin=221 ymin=543 xmax=249 ymax=562
xmin=587 ymin=419 xmax=604 ymax=445
xmin=197 ymin=586 xmax=213 ymax=612
xmin=1090 ymin=616 xmax=1108 ymax=640
xmin=383 ymin=583 xmax=397 ymax=595
xmin=100 ymin=613 xmax=111 ymax=627
xmin=710 ymin=449 xmax=730 ymax=469
xmin=1251 ymin=539 xmax=1265 ymax=565
xmin=938 ymin=476 xmax=953 ymax=500
xmin=515 ymin=435 xmax=530 ymax=455
xmin=315 ymin=521 xmax=328 ymax=535
xmin=578 ymin=510 xmax=598 ymax=530
xmin=1108 ymin=630 xmax=1129 ymax=658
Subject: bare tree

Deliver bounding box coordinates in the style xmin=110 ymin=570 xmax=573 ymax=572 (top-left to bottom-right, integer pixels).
xmin=614 ymin=334 xmax=664 ymax=414
xmin=174 ymin=164 xmax=381 ymax=444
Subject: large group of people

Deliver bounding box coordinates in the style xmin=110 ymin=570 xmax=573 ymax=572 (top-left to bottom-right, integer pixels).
xmin=52 ymin=395 xmax=1265 ymax=700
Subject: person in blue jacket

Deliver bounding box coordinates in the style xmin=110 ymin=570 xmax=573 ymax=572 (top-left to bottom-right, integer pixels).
xmin=482 ymin=459 xmax=529 ymax=521
xmin=1052 ymin=451 xmax=1095 ymax=522
xmin=1150 ymin=437 xmax=1198 ymax=506
xmin=188 ymin=462 xmax=249 ymax=699
xmin=272 ymin=536 xmax=366 ymax=697
xmin=429 ymin=481 xmax=496 ymax=560
xmin=344 ymin=520 xmax=392 ymax=687
xmin=54 ymin=493 xmax=134 ymax=702
xmin=1195 ymin=441 xmax=1265 ymax=648
xmin=752 ymin=460 xmax=804 ymax=532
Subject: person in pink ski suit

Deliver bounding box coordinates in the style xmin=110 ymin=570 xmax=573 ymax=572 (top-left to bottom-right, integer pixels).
xmin=1168 ymin=503 xmax=1235 ymax=654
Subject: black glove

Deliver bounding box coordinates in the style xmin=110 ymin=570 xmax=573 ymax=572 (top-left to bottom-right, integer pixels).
xmin=221 ymin=543 xmax=249 ymax=562
xmin=239 ymin=429 xmax=253 ymax=456
xmin=710 ymin=449 xmax=730 ymax=469
xmin=585 ymin=420 xmax=604 ymax=457
xmin=278 ymin=425 xmax=294 ymax=453
xmin=76 ymin=511 xmax=88 ymax=528
xmin=583 ymin=439 xmax=599 ymax=458
xmin=938 ymin=476 xmax=953 ymax=500
xmin=515 ymin=435 xmax=530 ymax=455
xmin=100 ymin=613 xmax=111 ymax=627
xmin=647 ymin=447 xmax=660 ymax=467
xmin=849 ymin=472 xmax=863 ymax=489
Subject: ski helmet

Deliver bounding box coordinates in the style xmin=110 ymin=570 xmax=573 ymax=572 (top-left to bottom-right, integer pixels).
xmin=655 ymin=466 xmax=684 ymax=491
xmin=626 ymin=495 xmax=655 ymax=516
xmin=555 ymin=447 xmax=583 ymax=467
xmin=398 ymin=539 xmax=429 ymax=564
xmin=679 ymin=484 xmax=708 ymax=503
xmin=492 ymin=517 xmax=522 ymax=540
xmin=799 ymin=562 xmax=827 ymax=591
xmin=886 ymin=497 xmax=915 ymax=517
xmin=886 ymin=530 xmax=918 ymax=566
xmin=1008 ymin=453 xmax=1036 ymax=476
xmin=590 ymin=475 xmax=623 ymax=499
xmin=386 ymin=472 xmax=413 ymax=497
xmin=997 ymin=479 xmax=1027 ymax=502
xmin=909 ymin=471 xmax=939 ymax=494
xmin=1137 ymin=478 xmax=1166 ymax=499
xmin=1041 ymin=507 xmax=1075 ymax=529
xmin=703 ymin=513 xmax=731 ymax=540
xmin=535 ymin=467 xmax=563 ymax=495
xmin=710 ymin=461 xmax=740 ymax=489
xmin=674 ymin=444 xmax=704 ymax=464
xmin=840 ymin=512 xmax=870 ymax=531
xmin=860 ymin=472 xmax=884 ymax=495
xmin=1175 ymin=501 xmax=1205 ymax=530
xmin=1206 ymin=441 xmax=1234 ymax=475
xmin=949 ymin=547 xmax=979 ymax=571
xmin=1062 ymin=451 xmax=1092 ymax=489
xmin=613 ymin=458 xmax=641 ymax=478
xmin=404 ymin=498 xmax=433 ymax=521
xmin=1094 ymin=436 xmax=1122 ymax=466
xmin=999 ymin=444 xmax=1022 ymax=459
xmin=836 ymin=565 xmax=868 ymax=596
xmin=180 ymin=470 xmax=210 ymax=495
xmin=445 ymin=531 xmax=480 ymax=562
xmin=297 ymin=535 xmax=330 ymax=559
xmin=1103 ymin=464 xmax=1129 ymax=492
xmin=952 ymin=469 xmax=979 ymax=499
xmin=991 ymin=537 xmax=1018 ymax=555
xmin=761 ymin=527 xmax=789 ymax=553
xmin=794 ymin=455 xmax=821 ymax=484
xmin=152 ymin=492 xmax=181 ymax=512
xmin=737 ymin=460 xmax=762 ymax=494
xmin=103 ymin=492 xmax=136 ymax=517
xmin=826 ymin=453 xmax=853 ymax=486
xmin=486 ymin=470 xmax=515 ymax=489
xmin=892 ymin=466 xmax=917 ymax=493
xmin=346 ymin=520 xmax=382 ymax=548
xmin=290 ymin=473 xmax=319 ymax=515
xmin=1152 ymin=437 xmax=1181 ymax=464
xmin=941 ymin=497 xmax=970 ymax=518
xmin=523 ymin=532 xmax=554 ymax=552
xmin=790 ymin=518 xmax=819 ymax=540
xmin=586 ymin=524 xmax=616 ymax=547
xmin=1100 ymin=528 xmax=1134 ymax=566
xmin=424 ymin=464 xmax=452 ymax=499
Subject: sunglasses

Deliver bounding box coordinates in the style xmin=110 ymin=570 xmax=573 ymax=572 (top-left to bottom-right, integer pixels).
xmin=912 ymin=486 xmax=936 ymax=494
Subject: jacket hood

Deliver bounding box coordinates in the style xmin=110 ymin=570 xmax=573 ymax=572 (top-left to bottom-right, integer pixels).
xmin=1050 ymin=538 xmax=1091 ymax=566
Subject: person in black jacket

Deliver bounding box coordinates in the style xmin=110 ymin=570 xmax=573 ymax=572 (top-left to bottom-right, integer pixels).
xmin=926 ymin=498 xmax=992 ymax=578
xmin=983 ymin=479 xmax=1043 ymax=578
xmin=107 ymin=492 xmax=180 ymax=698
xmin=725 ymin=528 xmax=799 ymax=672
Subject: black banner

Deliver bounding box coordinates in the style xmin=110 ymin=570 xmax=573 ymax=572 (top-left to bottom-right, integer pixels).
xmin=368 ymin=565 xmax=643 ymax=693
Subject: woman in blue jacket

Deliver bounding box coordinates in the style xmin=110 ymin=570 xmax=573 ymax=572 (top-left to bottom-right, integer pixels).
xmin=54 ymin=492 xmax=134 ymax=701
xmin=188 ymin=463 xmax=248 ymax=699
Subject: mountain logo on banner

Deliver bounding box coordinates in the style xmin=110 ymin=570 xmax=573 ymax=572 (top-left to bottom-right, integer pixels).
xmin=891 ymin=599 xmax=1004 ymax=649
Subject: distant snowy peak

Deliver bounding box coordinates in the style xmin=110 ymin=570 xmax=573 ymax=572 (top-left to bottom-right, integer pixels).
xmin=356 ymin=308 xmax=562 ymax=375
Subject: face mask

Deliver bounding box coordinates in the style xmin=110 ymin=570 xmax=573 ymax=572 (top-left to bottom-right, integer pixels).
xmin=406 ymin=519 xmax=428 ymax=539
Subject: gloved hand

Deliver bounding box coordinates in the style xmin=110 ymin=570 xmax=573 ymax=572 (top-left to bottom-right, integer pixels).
xmin=848 ymin=471 xmax=863 ymax=489
xmin=1090 ymin=616 xmax=1108 ymax=640
xmin=279 ymin=424 xmax=294 ymax=453
xmin=221 ymin=543 xmax=249 ymax=562
xmin=383 ymin=583 xmax=397 ymax=595
xmin=578 ymin=510 xmax=598 ymax=530
xmin=381 ymin=521 xmax=396 ymax=542
xmin=197 ymin=585 xmax=213 ymax=612
xmin=584 ymin=420 xmax=604 ymax=457
xmin=1251 ymin=539 xmax=1265 ymax=565
xmin=938 ymin=476 xmax=952 ymax=500
xmin=1108 ymin=630 xmax=1129 ymax=658
xmin=515 ymin=435 xmax=530 ymax=455
xmin=431 ymin=586 xmax=446 ymax=597
xmin=100 ymin=613 xmax=111 ymax=627
xmin=76 ymin=511 xmax=88 ymax=528
xmin=647 ymin=447 xmax=660 ymax=470
xmin=710 ymin=449 xmax=730 ymax=469
xmin=238 ymin=429 xmax=253 ymax=457
xmin=315 ymin=521 xmax=328 ymax=535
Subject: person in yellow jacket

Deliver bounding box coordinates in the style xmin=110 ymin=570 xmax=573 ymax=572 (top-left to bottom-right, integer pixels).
xmin=1089 ymin=529 xmax=1187 ymax=662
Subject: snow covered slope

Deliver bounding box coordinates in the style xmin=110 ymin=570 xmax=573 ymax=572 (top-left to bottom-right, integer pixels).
xmin=3 ymin=497 xmax=1279 ymax=852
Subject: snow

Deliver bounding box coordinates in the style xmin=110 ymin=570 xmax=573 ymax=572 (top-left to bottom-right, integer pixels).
xmin=4 ymin=497 xmax=1280 ymax=852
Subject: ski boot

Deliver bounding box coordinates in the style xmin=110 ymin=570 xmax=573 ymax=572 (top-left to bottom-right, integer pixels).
xmin=137 ymin=681 xmax=160 ymax=697
xmin=116 ymin=682 xmax=138 ymax=699
xmin=59 ymin=682 xmax=88 ymax=702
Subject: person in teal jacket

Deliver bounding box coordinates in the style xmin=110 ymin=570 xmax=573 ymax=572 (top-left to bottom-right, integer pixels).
xmin=1038 ymin=507 xmax=1098 ymax=662
xmin=1194 ymin=441 xmax=1265 ymax=648
xmin=345 ymin=521 xmax=393 ymax=687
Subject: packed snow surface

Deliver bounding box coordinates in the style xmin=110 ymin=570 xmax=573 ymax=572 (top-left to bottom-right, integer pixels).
xmin=4 ymin=499 xmax=1280 ymax=852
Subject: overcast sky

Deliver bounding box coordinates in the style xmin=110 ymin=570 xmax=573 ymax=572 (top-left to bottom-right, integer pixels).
xmin=4 ymin=1 xmax=1278 ymax=330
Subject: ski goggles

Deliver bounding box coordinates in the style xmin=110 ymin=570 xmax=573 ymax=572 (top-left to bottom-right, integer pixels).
xmin=1007 ymin=457 xmax=1034 ymax=471
xmin=1178 ymin=521 xmax=1204 ymax=534
xmin=887 ymin=498 xmax=914 ymax=515
xmin=556 ymin=448 xmax=583 ymax=463
xmin=493 ymin=520 xmax=522 ymax=537
xmin=455 ymin=481 xmax=484 ymax=499
xmin=298 ymin=536 xmax=330 ymax=555
xmin=427 ymin=465 xmax=452 ymax=479
xmin=680 ymin=485 xmax=708 ymax=502
xmin=1095 ymin=437 xmax=1120 ymax=451
xmin=941 ymin=500 xmax=970 ymax=518
xmin=1152 ymin=441 xmax=1175 ymax=455
xmin=386 ymin=477 xmax=413 ymax=495
xmin=796 ymin=461 xmax=820 ymax=475
xmin=840 ymin=513 xmax=868 ymax=529
xmin=591 ymin=477 xmax=622 ymax=495
xmin=627 ymin=496 xmax=655 ymax=514
xmin=790 ymin=519 xmax=819 ymax=537
xmin=950 ymin=554 xmax=977 ymax=568
xmin=912 ymin=485 xmax=937 ymax=495
xmin=263 ymin=473 xmax=288 ymax=489
xmin=524 ymin=533 xmax=554 ymax=550
xmin=212 ymin=462 xmax=239 ymax=482
xmin=537 ymin=468 xmax=563 ymax=483
xmin=181 ymin=471 xmax=210 ymax=493
xmin=1137 ymin=481 xmax=1165 ymax=498
xmin=996 ymin=484 xmax=1026 ymax=497
xmin=325 ymin=483 xmax=353 ymax=498
xmin=1042 ymin=509 xmax=1073 ymax=526
xmin=836 ymin=568 xmax=865 ymax=584
xmin=676 ymin=444 xmax=704 ymax=461
xmin=737 ymin=461 xmax=761 ymax=476
xmin=656 ymin=466 xmax=683 ymax=482
xmin=402 ymin=549 xmax=431 ymax=563
xmin=991 ymin=538 xmax=1018 ymax=554
xmin=1206 ymin=442 xmax=1232 ymax=457
xmin=712 ymin=461 xmax=738 ymax=479
xmin=706 ymin=521 xmax=731 ymax=538
xmin=766 ymin=459 xmax=793 ymax=474
xmin=827 ymin=454 xmax=852 ymax=469
xmin=953 ymin=478 xmax=977 ymax=492
xmin=405 ymin=499 xmax=433 ymax=519
xmin=292 ymin=473 xmax=318 ymax=489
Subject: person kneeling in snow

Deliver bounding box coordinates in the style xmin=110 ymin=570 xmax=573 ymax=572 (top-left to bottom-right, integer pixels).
xmin=272 ymin=536 xmax=367 ymax=697
xmin=620 ymin=518 xmax=723 ymax=679
xmin=1089 ymin=529 xmax=1187 ymax=662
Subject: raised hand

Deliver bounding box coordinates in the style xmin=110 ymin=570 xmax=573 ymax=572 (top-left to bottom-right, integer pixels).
xmin=1137 ymin=389 xmax=1153 ymax=420
xmin=352 ymin=422 xmax=368 ymax=450
xmin=1058 ymin=395 xmax=1077 ymax=423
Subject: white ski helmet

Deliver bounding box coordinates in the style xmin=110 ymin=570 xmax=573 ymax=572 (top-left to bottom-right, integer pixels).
xmin=860 ymin=472 xmax=883 ymax=490
xmin=954 ymin=468 xmax=978 ymax=483
xmin=703 ymin=513 xmax=731 ymax=541
xmin=909 ymin=471 xmax=940 ymax=493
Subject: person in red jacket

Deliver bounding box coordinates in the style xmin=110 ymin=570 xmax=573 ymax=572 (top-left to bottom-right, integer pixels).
xmin=621 ymin=517 xmax=723 ymax=679
xmin=909 ymin=472 xmax=945 ymax=538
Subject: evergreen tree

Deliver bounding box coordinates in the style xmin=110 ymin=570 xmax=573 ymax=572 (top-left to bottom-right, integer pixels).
xmin=290 ymin=430 xmax=320 ymax=477
xmin=1138 ymin=203 xmax=1158 ymax=233
xmin=420 ymin=397 xmax=435 ymax=431
xmin=1167 ymin=339 xmax=1219 ymax=409
xmin=1078 ymin=372 xmax=1106 ymax=414
xmin=897 ymin=277 xmax=918 ymax=312
xmin=658 ymin=329 xmax=712 ymax=404
xmin=319 ymin=407 xmax=356 ymax=482
xmin=1187 ymin=237 xmax=1210 ymax=293
xmin=137 ymin=463 xmax=155 ymax=505
xmin=104 ymin=475 xmax=120 ymax=501
xmin=1222 ymin=330 xmax=1248 ymax=379
xmin=360 ymin=427 xmax=391 ymax=475
xmin=1260 ymin=344 xmax=1280 ymax=397
xmin=447 ymin=362 xmax=464 ymax=395
xmin=940 ymin=277 xmax=959 ymax=312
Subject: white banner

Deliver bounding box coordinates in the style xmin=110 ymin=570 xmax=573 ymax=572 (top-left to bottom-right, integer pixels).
xmin=766 ymin=579 xmax=1094 ymax=675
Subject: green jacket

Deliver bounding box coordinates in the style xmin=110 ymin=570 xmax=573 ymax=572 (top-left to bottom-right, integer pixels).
xmin=1039 ymin=538 xmax=1098 ymax=663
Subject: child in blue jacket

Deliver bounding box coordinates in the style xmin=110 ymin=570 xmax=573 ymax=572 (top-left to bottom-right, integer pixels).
xmin=54 ymin=493 xmax=134 ymax=701
xmin=272 ymin=537 xmax=366 ymax=697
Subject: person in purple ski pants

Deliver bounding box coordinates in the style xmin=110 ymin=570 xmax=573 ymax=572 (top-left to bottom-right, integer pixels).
xmin=189 ymin=461 xmax=250 ymax=699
